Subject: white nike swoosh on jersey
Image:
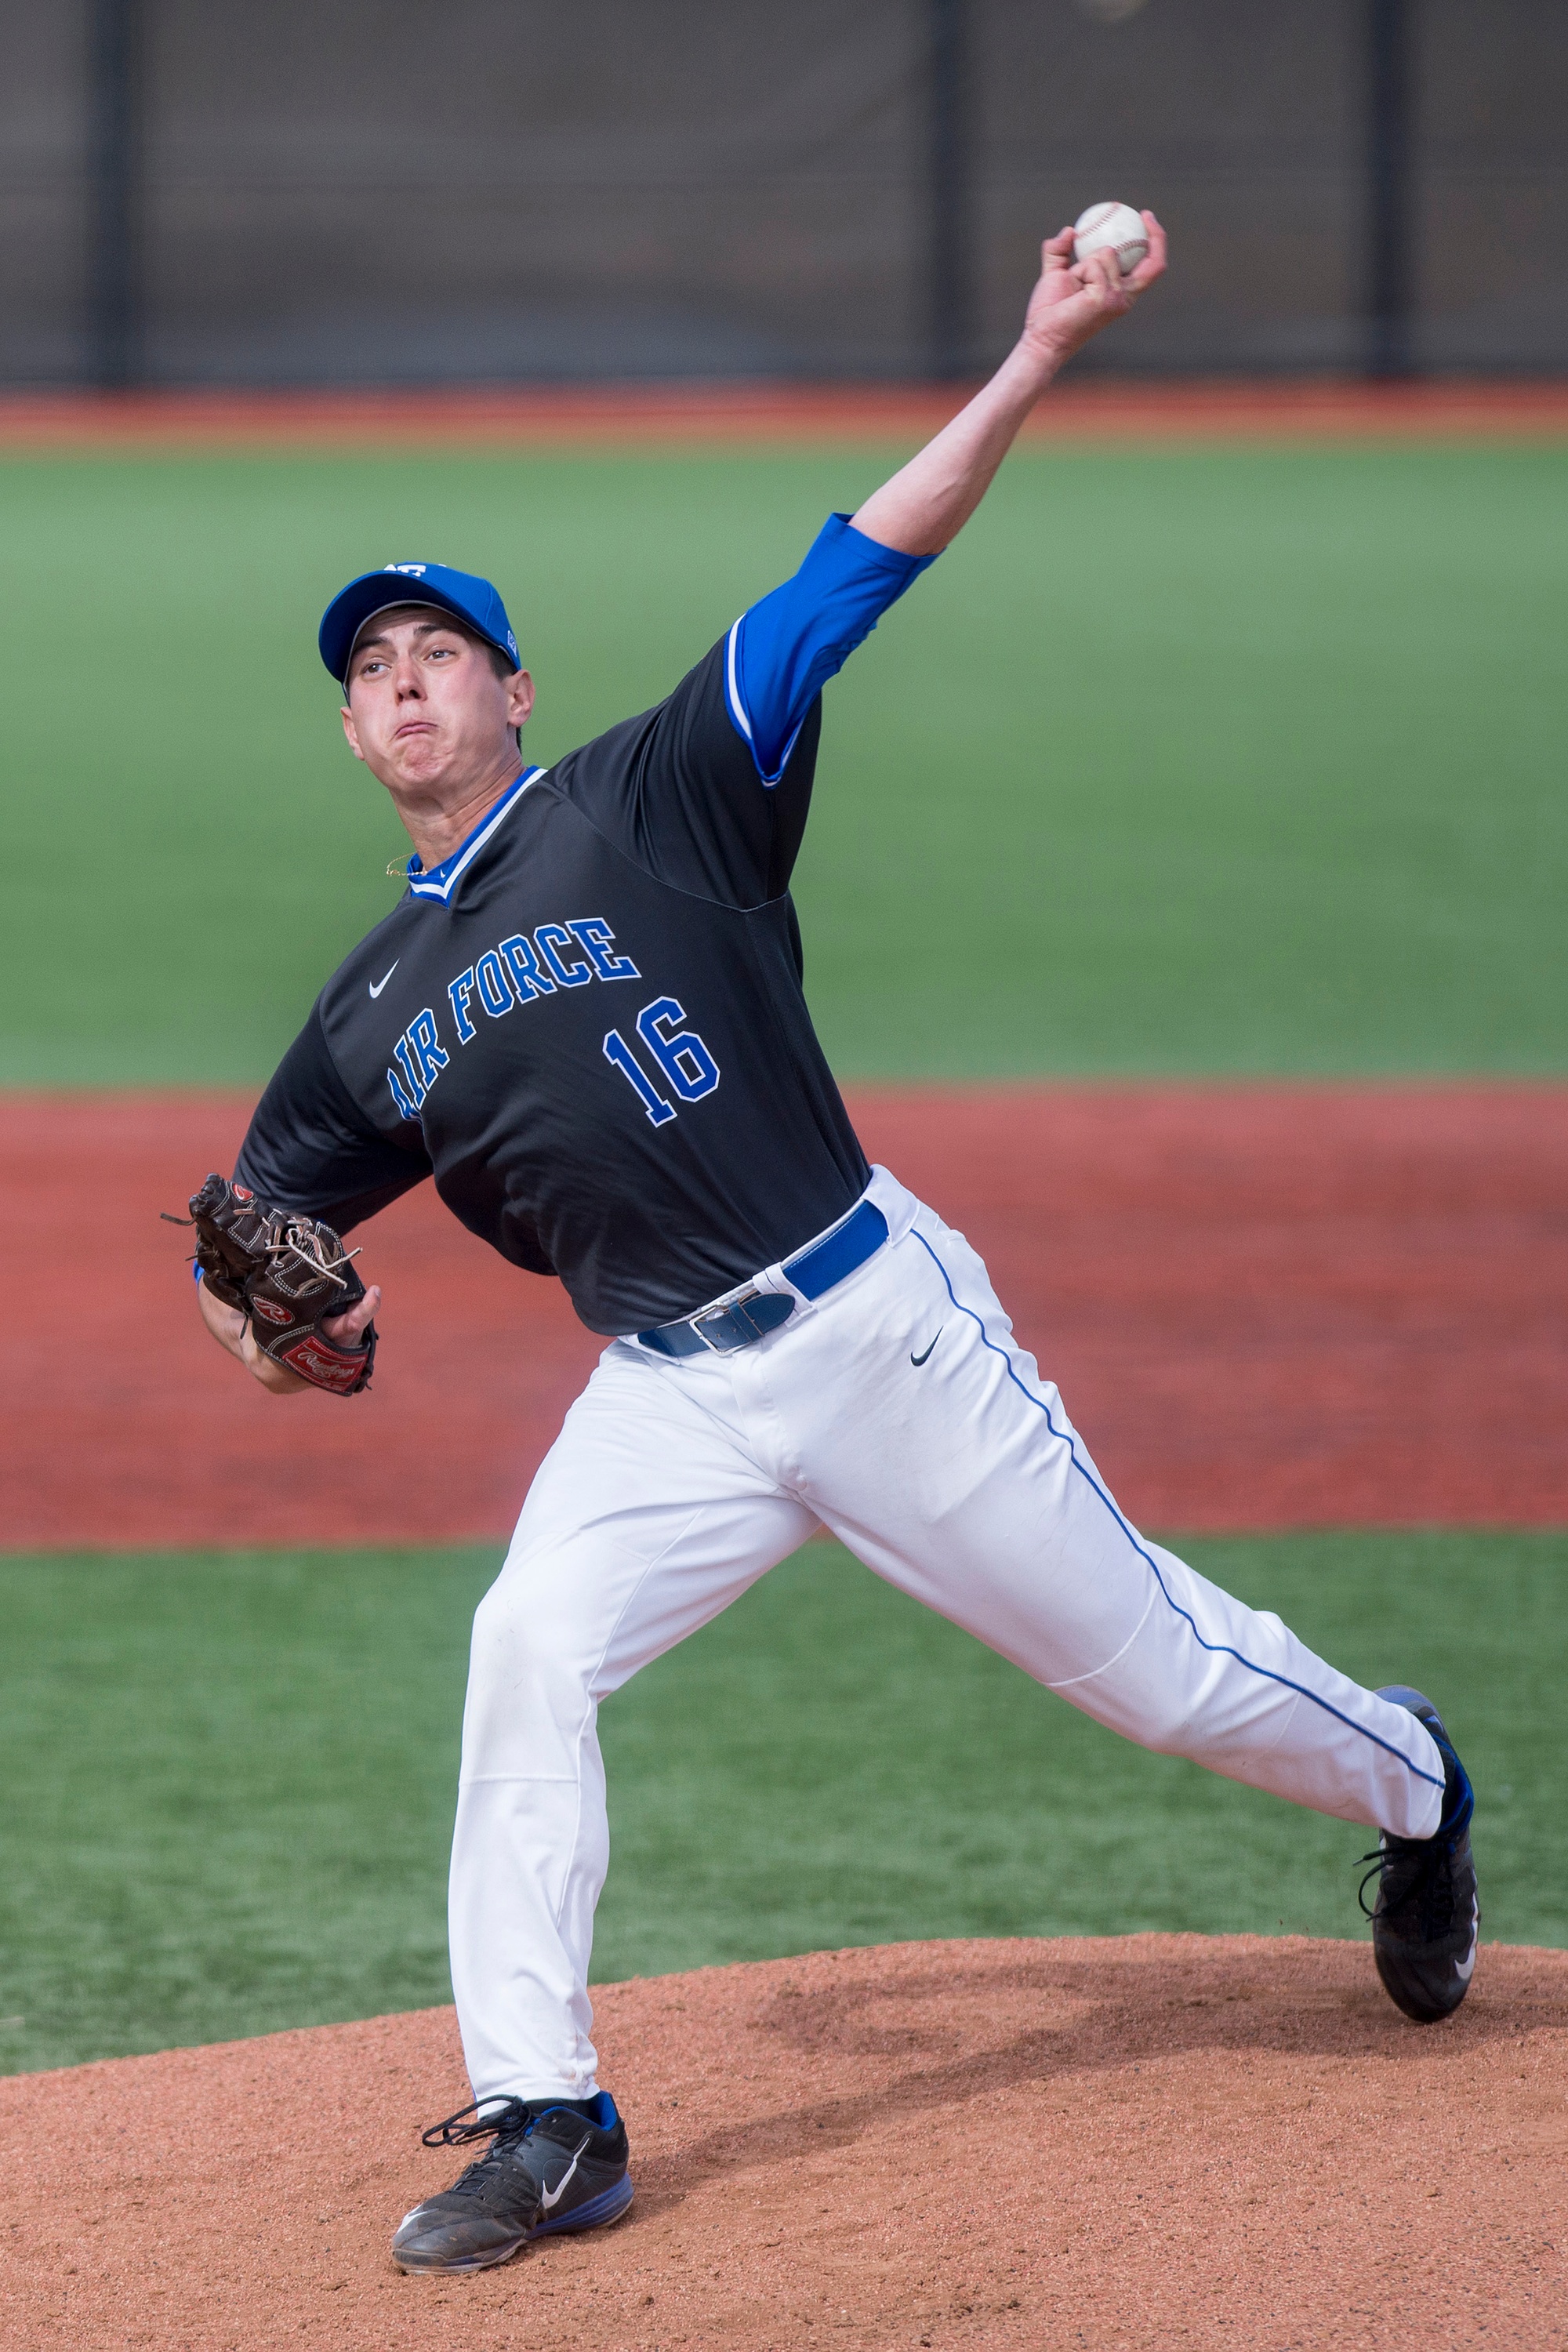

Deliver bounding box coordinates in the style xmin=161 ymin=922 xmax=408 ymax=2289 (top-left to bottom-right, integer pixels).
xmin=538 ymin=2134 xmax=591 ymax=2212
xmin=368 ymin=961 xmax=399 ymax=999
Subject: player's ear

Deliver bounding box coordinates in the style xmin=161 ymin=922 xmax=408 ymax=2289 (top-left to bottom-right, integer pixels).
xmin=506 ymin=670 xmax=535 ymax=732
xmin=340 ymin=703 xmax=368 ymax=762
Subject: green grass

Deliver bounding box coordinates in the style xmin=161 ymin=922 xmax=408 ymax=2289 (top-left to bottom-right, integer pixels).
xmin=1 ymin=1530 xmax=1562 ymax=2077
xmin=2 ymin=441 xmax=1565 ymax=1083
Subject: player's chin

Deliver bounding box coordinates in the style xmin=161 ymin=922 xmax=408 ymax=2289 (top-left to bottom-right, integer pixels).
xmin=383 ymin=737 xmax=452 ymax=783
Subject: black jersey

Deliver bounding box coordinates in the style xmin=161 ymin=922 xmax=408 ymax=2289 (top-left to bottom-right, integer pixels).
xmin=237 ymin=517 xmax=933 ymax=1334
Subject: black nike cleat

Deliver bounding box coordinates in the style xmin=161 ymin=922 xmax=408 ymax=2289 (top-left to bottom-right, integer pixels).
xmin=390 ymin=2090 xmax=633 ymax=2272
xmin=1359 ymin=1686 xmax=1479 ymax=2024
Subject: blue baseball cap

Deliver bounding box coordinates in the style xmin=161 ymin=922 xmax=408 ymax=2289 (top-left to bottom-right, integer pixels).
xmin=319 ymin=561 xmax=521 ymax=686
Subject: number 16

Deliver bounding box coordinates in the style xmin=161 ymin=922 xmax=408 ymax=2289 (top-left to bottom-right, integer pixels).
xmin=604 ymin=995 xmax=720 ymax=1126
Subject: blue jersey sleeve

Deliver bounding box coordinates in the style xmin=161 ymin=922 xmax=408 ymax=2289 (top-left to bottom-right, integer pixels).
xmin=725 ymin=514 xmax=938 ymax=783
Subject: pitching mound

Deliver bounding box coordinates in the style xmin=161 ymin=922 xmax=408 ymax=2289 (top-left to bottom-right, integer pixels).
xmin=2 ymin=1936 xmax=1563 ymax=2350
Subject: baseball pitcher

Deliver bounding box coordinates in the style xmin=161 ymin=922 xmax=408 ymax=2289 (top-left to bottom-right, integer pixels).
xmin=188 ymin=223 xmax=1477 ymax=2272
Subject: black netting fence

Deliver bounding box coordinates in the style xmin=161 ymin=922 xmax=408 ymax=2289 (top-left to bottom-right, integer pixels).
xmin=2 ymin=0 xmax=1564 ymax=386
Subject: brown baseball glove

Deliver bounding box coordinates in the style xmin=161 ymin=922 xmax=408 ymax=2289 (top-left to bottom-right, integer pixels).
xmin=176 ymin=1173 xmax=377 ymax=1396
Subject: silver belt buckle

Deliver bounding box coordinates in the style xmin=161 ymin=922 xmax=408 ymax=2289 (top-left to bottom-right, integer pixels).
xmin=688 ymin=1290 xmax=759 ymax=1353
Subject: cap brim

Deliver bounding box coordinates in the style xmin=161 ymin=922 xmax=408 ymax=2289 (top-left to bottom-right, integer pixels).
xmin=319 ymin=575 xmax=514 ymax=685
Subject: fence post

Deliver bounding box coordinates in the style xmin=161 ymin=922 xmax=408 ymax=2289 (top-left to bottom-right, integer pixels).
xmin=89 ymin=0 xmax=142 ymax=388
xmin=928 ymin=0 xmax=972 ymax=379
xmin=1367 ymin=0 xmax=1414 ymax=379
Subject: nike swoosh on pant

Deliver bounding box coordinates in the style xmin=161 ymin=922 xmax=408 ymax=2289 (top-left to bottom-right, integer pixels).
xmin=539 ymin=2135 xmax=591 ymax=2212
xmin=368 ymin=961 xmax=399 ymax=999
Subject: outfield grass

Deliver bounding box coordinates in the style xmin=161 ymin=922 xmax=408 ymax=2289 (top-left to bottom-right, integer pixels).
xmin=2 ymin=442 xmax=1565 ymax=1084
xmin=2 ymin=1530 xmax=1561 ymax=2078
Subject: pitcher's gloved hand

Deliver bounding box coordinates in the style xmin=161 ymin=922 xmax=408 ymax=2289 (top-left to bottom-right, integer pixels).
xmin=182 ymin=1173 xmax=377 ymax=1395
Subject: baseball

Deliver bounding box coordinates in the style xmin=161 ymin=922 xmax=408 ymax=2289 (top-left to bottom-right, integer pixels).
xmin=1073 ymin=200 xmax=1149 ymax=278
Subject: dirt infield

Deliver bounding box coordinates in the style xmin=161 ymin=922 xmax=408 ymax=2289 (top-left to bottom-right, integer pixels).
xmin=1 ymin=1934 xmax=1563 ymax=2350
xmin=7 ymin=1082 xmax=1568 ymax=1551
xmin=2 ymin=379 xmax=1566 ymax=452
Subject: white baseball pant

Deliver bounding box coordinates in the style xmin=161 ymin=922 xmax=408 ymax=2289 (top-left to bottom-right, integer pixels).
xmin=449 ymin=1167 xmax=1445 ymax=2100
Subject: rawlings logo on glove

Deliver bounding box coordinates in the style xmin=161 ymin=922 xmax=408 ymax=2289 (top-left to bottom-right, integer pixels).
xmin=174 ymin=1173 xmax=377 ymax=1396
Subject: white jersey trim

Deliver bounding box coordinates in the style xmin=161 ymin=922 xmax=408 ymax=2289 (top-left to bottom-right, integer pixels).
xmin=407 ymin=766 xmax=550 ymax=903
xmin=724 ymin=617 xmax=753 ymax=740
xmin=724 ymin=614 xmax=797 ymax=789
